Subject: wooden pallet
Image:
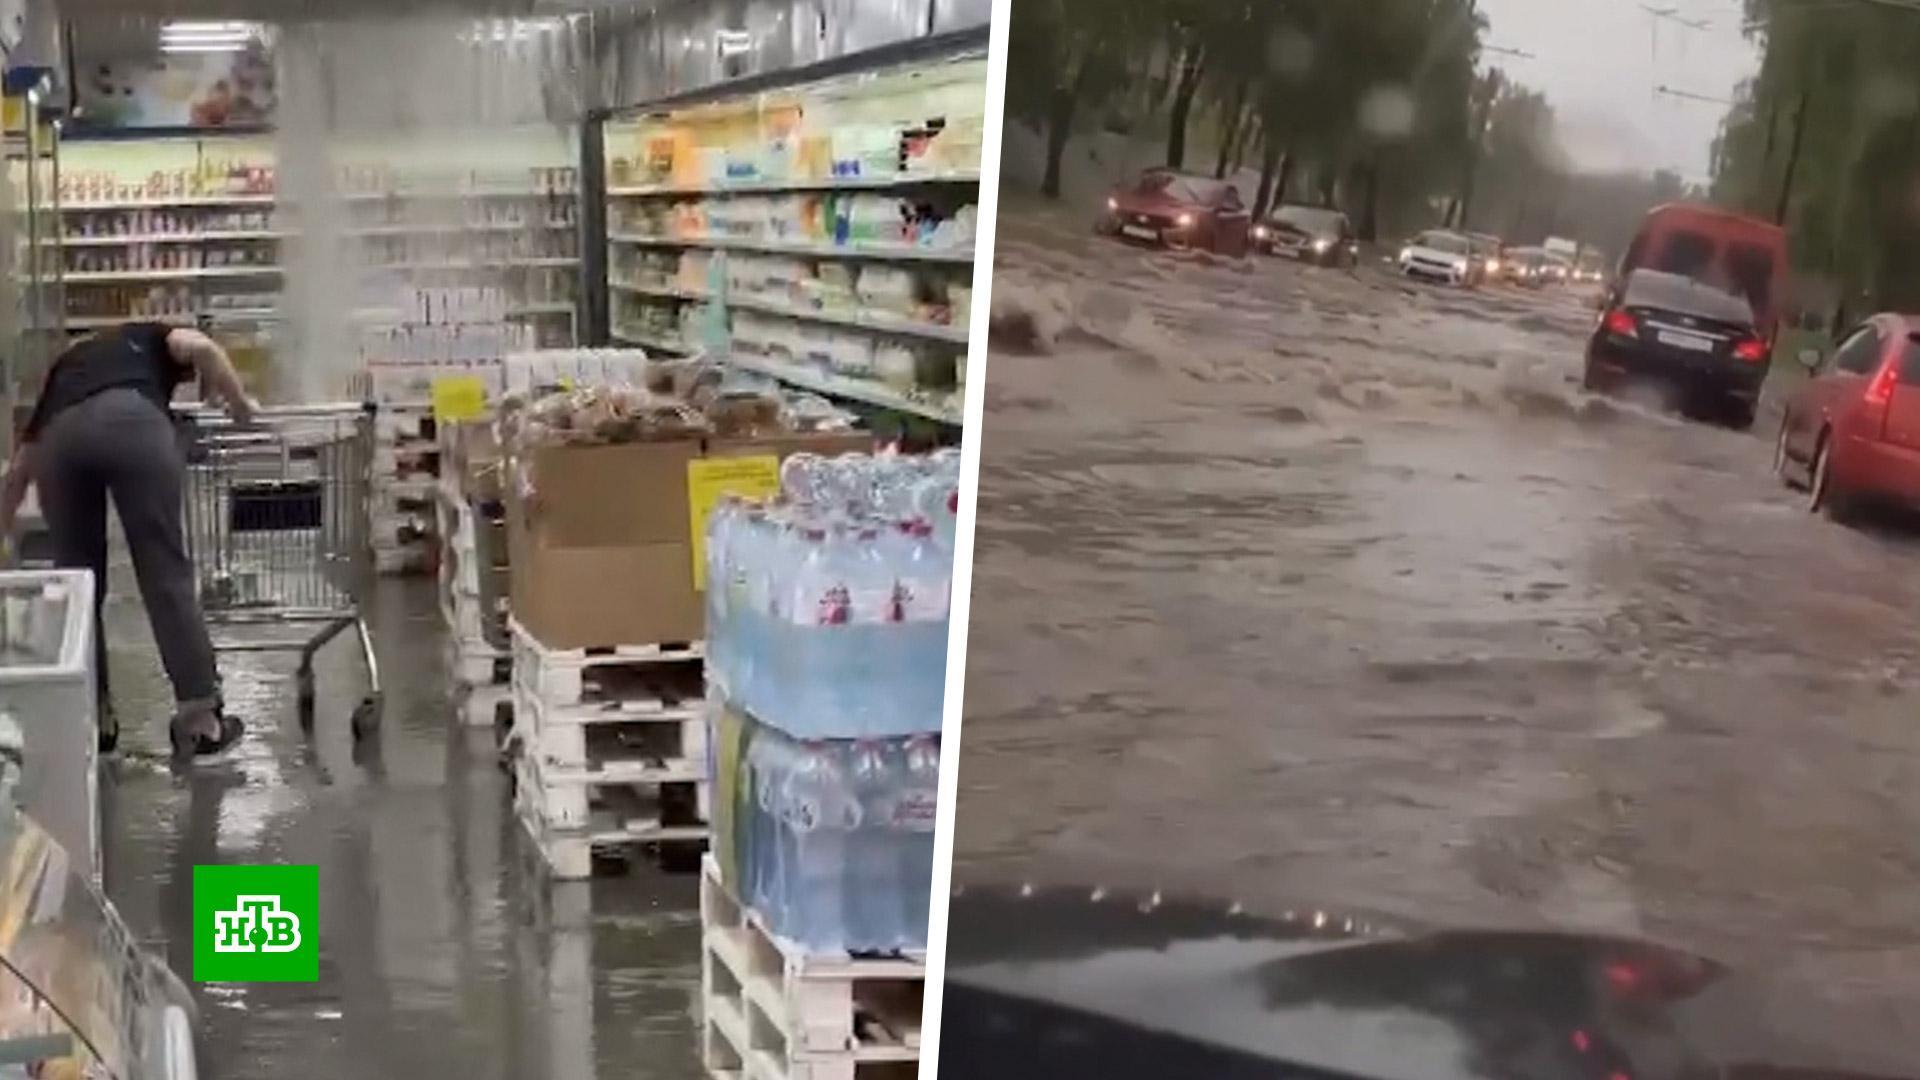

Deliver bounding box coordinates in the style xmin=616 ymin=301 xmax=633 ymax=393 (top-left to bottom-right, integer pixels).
xmin=508 ymin=616 xmax=704 ymax=707
xmin=514 ymin=756 xmax=709 ymax=880
xmin=701 ymin=856 xmax=922 ymax=1080
xmin=511 ymin=660 xmax=704 ymax=764
xmin=373 ymin=405 xmax=436 ymax=445
xmin=460 ymin=680 xmax=513 ymax=729
xmin=514 ymin=743 xmax=710 ymax=830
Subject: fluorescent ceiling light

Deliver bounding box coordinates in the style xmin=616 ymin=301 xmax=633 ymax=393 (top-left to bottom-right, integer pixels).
xmin=160 ymin=20 xmax=259 ymax=48
xmin=162 ymin=42 xmax=247 ymax=53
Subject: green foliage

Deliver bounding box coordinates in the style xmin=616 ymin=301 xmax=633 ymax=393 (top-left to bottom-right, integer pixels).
xmin=1713 ymin=0 xmax=1920 ymax=311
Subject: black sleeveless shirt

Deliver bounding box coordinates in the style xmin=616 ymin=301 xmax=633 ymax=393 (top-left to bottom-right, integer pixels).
xmin=24 ymin=322 xmax=192 ymax=440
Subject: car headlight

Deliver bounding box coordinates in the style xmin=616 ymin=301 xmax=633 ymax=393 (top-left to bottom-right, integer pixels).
xmin=1106 ymin=197 xmax=1118 ymax=211
xmin=1485 ymin=258 xmax=1500 ymax=273
xmin=1254 ymin=226 xmax=1269 ymax=240
xmin=1312 ymin=238 xmax=1331 ymax=252
xmin=1175 ymin=213 xmax=1194 ymax=228
xmin=1398 ymin=247 xmax=1412 ymax=261
xmin=1453 ymin=259 xmax=1469 ymax=273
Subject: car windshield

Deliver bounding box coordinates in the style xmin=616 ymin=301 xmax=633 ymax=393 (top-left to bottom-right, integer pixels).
xmin=1416 ymin=232 xmax=1470 ymax=254
xmin=1623 ymin=270 xmax=1755 ymax=325
xmin=1136 ymin=171 xmax=1220 ymax=204
xmin=1275 ymin=206 xmax=1344 ymax=234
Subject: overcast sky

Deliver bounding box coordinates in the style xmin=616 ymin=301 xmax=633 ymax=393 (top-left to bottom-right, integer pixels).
xmin=1474 ymin=0 xmax=1761 ymax=182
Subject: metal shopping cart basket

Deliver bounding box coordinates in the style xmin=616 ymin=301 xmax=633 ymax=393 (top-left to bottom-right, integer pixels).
xmin=177 ymin=403 xmax=382 ymax=741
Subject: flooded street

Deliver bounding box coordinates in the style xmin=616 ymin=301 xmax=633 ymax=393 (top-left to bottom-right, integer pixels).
xmin=958 ymin=203 xmax=1920 ymax=1058
xmin=94 ymin=571 xmax=702 ymax=1079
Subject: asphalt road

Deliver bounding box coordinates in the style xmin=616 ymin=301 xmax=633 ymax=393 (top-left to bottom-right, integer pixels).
xmin=956 ymin=201 xmax=1920 ymax=1066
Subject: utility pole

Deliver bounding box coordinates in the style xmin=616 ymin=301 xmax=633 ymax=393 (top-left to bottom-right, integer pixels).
xmin=1774 ymin=87 xmax=1809 ymax=225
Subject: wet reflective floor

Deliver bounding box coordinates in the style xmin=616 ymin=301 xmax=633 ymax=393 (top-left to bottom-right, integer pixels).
xmin=961 ymin=203 xmax=1920 ymax=1061
xmin=95 ymin=571 xmax=702 ymax=1079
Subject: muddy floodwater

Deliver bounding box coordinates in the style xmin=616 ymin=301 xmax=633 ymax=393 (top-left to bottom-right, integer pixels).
xmin=958 ymin=202 xmax=1920 ymax=1063
xmin=94 ymin=574 xmax=702 ymax=1079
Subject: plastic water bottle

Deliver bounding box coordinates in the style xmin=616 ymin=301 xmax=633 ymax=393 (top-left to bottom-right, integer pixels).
xmin=706 ymin=499 xmax=739 ymax=686
xmin=900 ymin=520 xmax=952 ymax=731
xmin=782 ymin=741 xmax=855 ymax=950
xmin=743 ymin=728 xmax=777 ymax=916
xmin=841 ymin=525 xmax=896 ymax=737
xmin=896 ymin=735 xmax=939 ymax=953
xmin=843 ymin=740 xmax=899 ymax=952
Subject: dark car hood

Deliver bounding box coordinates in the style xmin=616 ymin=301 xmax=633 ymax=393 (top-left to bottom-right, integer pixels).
xmin=939 ymin=883 xmax=1916 ymax=1080
xmin=1112 ymin=189 xmax=1198 ymax=215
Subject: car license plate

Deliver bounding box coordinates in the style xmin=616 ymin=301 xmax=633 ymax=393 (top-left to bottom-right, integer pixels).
xmin=1121 ymin=224 xmax=1159 ymax=240
xmin=1657 ymin=330 xmax=1714 ymax=352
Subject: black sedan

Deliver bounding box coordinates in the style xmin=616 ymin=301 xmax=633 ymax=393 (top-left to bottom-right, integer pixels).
xmin=1583 ymin=269 xmax=1771 ymax=429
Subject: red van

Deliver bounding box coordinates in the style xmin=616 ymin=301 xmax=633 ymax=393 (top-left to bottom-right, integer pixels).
xmin=1611 ymin=204 xmax=1789 ymax=345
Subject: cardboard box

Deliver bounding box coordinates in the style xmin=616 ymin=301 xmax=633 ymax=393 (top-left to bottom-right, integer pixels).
xmin=446 ymin=420 xmax=504 ymax=504
xmin=508 ymin=438 xmax=705 ymax=650
xmin=702 ymin=431 xmax=873 ymax=461
xmin=508 ymin=430 xmax=875 ymax=651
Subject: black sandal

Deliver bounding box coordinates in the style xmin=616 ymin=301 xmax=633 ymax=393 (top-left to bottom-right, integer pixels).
xmin=171 ymin=714 xmax=244 ymax=760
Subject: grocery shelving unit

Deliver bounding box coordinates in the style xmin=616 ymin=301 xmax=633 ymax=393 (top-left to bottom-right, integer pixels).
xmin=593 ymin=31 xmax=985 ymax=438
xmin=4 ymin=84 xmax=64 ymax=436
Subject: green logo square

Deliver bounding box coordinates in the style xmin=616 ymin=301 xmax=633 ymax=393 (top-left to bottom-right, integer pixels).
xmin=192 ymin=865 xmax=318 ymax=983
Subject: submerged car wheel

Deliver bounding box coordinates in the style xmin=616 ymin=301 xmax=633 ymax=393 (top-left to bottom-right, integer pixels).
xmin=1809 ymin=434 xmax=1844 ymax=518
xmin=1773 ymin=420 xmax=1799 ymax=488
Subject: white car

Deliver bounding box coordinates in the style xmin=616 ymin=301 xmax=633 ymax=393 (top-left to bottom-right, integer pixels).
xmin=1397 ymin=230 xmax=1476 ymax=286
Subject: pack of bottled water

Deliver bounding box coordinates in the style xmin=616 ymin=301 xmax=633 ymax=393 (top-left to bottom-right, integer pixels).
xmin=732 ymin=707 xmax=938 ymax=955
xmin=706 ymin=449 xmax=960 ymax=740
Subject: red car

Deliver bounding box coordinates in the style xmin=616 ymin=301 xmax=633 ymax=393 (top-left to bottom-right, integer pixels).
xmin=1097 ymin=169 xmax=1251 ymax=257
xmin=1774 ymin=313 xmax=1920 ymax=517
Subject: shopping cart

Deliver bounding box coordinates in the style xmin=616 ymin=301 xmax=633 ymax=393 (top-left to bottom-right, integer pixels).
xmin=177 ymin=403 xmax=382 ymax=741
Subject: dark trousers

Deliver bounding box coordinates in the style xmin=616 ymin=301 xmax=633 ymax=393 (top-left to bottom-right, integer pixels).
xmin=37 ymin=387 xmax=219 ymax=716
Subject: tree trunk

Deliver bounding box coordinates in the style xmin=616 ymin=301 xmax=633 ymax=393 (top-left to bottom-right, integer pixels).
xmin=1214 ymin=85 xmax=1248 ymax=178
xmin=1166 ymin=43 xmax=1205 ymax=169
xmin=1357 ymin=160 xmax=1380 ymax=242
xmin=1253 ymin=141 xmax=1286 ymax=220
xmin=1230 ymin=111 xmax=1258 ymax=175
xmin=1041 ymin=77 xmax=1080 ymax=200
xmin=1275 ymin=154 xmax=1295 ymax=208
xmin=1774 ymin=87 xmax=1810 ymax=226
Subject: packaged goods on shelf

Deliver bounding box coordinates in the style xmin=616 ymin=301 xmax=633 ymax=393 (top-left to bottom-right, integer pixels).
xmin=356 ymin=320 xmax=534 ymax=367
xmin=709 ymin=700 xmax=937 ymax=956
xmin=363 ymin=361 xmax=506 ymax=406
xmin=706 ymin=449 xmax=959 ymax=740
xmin=503 ymin=385 xmax=869 ymax=651
xmin=504 ymin=348 xmax=651 ymax=394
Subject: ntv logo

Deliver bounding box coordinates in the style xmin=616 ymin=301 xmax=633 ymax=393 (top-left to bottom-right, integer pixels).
xmin=213 ymin=895 xmax=302 ymax=954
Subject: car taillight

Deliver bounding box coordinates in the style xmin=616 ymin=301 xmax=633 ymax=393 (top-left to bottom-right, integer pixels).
xmin=1865 ymin=361 xmax=1899 ymax=406
xmin=1604 ymin=309 xmax=1637 ymax=338
xmin=1733 ymin=338 xmax=1767 ymax=363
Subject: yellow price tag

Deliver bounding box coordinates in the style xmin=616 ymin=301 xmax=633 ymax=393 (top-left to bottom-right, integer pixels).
xmin=431 ymin=376 xmax=488 ymax=423
xmin=687 ymin=455 xmax=780 ymax=591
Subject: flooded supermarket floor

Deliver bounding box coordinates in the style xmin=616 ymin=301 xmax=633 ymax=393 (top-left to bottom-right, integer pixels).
xmin=95 ymin=571 xmax=702 ymax=1079
xmin=960 ymin=202 xmax=1920 ymax=1064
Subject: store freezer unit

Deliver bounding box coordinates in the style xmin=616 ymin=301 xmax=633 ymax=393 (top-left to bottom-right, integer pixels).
xmin=0 ymin=569 xmax=98 ymax=884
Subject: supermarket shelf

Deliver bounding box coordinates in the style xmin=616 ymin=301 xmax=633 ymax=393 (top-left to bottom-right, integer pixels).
xmin=607 ymin=232 xmax=973 ymax=264
xmin=612 ymin=281 xmax=965 ymax=345
xmin=348 ymin=221 xmax=575 ymax=237
xmin=607 ymin=171 xmax=980 ymax=196
xmin=64 ymin=265 xmax=283 ymax=283
xmin=61 ymin=191 xmax=573 ymax=212
xmin=725 ymin=351 xmax=961 ymax=426
xmin=61 ymin=193 xmax=276 ymax=210
xmin=609 ymin=279 xmax=711 ymax=302
xmin=610 ymin=322 xmax=691 ymax=353
xmin=728 ymin=295 xmax=967 ymax=345
xmin=506 ymin=302 xmax=578 ymax=316
xmin=341 ymin=189 xmax=574 ymax=202
xmin=53 ymin=230 xmax=286 ymax=246
xmin=63 ymin=308 xmax=278 ymax=329
xmin=369 ymin=257 xmax=579 ymax=272
xmin=48 ymin=225 xmax=571 ymax=245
